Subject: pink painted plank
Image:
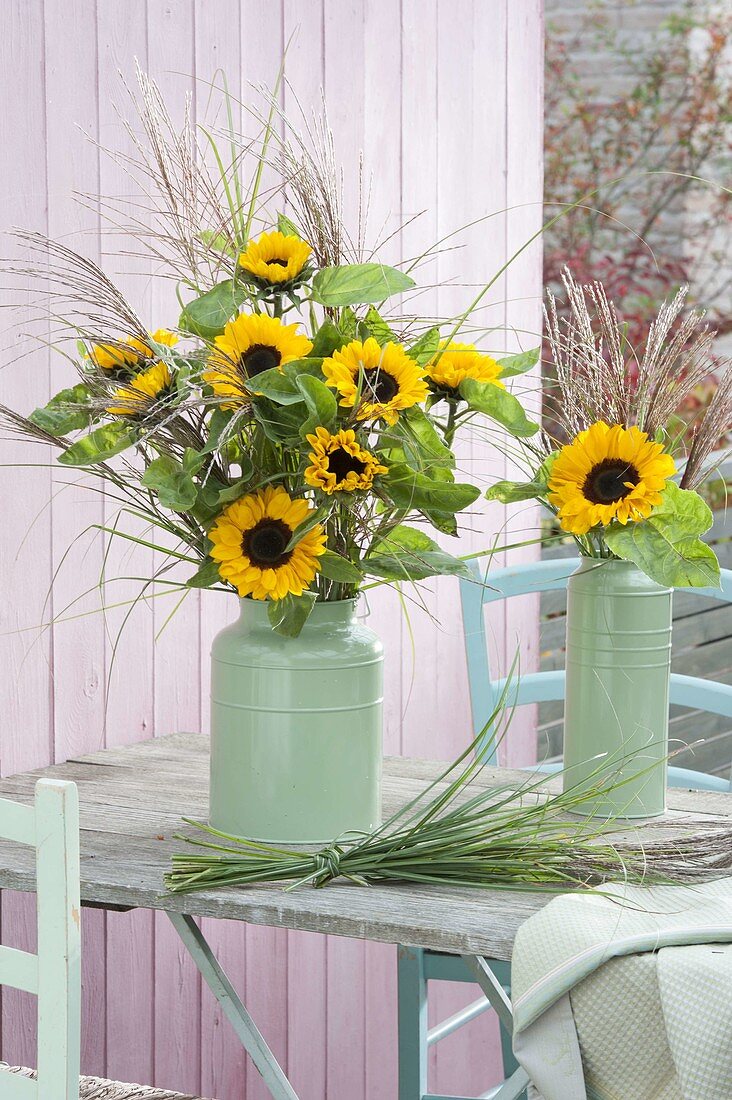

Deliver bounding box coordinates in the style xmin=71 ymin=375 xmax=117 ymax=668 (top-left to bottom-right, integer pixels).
xmin=280 ymin=6 xmax=330 ymax=1098
xmin=398 ymin=0 xmax=442 ymax=768
xmin=192 ymin=0 xmax=245 ymax=1078
xmin=143 ymin=4 xmax=204 ymax=1092
xmin=200 ymin=919 xmax=248 ymax=1098
xmin=321 ymin=4 xmax=370 ymax=1096
xmin=0 ymin=0 xmax=53 ymax=1072
xmin=360 ymin=4 xmax=404 ymax=1094
xmin=95 ymin=0 xmax=156 ymax=1085
xmin=431 ymin=1 xmax=510 ymax=1093
xmin=43 ymin=0 xmax=109 ymax=1077
xmin=502 ymin=0 xmax=544 ymax=769
xmin=239 ymin=10 xmax=293 ymax=1098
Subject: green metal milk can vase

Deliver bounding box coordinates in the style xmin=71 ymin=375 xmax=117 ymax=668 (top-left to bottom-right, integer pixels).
xmin=562 ymin=559 xmax=672 ymax=818
xmin=209 ymin=598 xmax=383 ymax=843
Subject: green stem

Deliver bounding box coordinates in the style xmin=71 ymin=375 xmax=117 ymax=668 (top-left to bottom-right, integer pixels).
xmin=444 ymin=399 xmax=459 ymax=449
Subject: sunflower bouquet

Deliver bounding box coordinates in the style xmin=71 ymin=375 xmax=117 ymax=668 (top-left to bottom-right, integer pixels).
xmin=487 ymin=270 xmax=731 ymax=588
xmin=2 ymin=73 xmax=540 ymax=636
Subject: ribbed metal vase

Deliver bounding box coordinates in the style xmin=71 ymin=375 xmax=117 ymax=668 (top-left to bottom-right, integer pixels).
xmin=209 ymin=598 xmax=384 ymax=843
xmin=562 ymin=558 xmax=672 ymax=819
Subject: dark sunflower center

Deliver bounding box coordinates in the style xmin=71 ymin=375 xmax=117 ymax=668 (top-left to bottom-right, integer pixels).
xmin=328 ymin=446 xmax=367 ymax=483
xmin=267 ymin=257 xmax=289 ymax=267
xmin=242 ymin=518 xmax=293 ymax=567
xmin=364 ymin=368 xmax=399 ymax=404
xmin=241 ymin=344 xmax=282 ymax=377
xmin=583 ymin=459 xmax=640 ymax=504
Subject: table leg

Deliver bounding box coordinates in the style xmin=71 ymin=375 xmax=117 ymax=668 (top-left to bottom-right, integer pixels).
xmin=461 ymin=956 xmax=530 ymax=1100
xmin=167 ymin=912 xmax=301 ymax=1100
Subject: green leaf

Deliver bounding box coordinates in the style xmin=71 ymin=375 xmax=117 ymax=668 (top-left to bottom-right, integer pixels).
xmin=250 ymin=367 xmax=302 ymax=404
xmin=486 ymin=454 xmax=556 ymax=503
xmin=604 ymin=482 xmax=721 ymax=588
xmin=284 ymin=505 xmax=330 ymax=553
xmin=310 ymin=263 xmax=415 ymax=307
xmin=392 ymin=407 xmax=455 ymax=472
xmin=338 ymin=308 xmax=361 ymax=342
xmin=318 ymin=550 xmax=362 ymax=583
xmin=277 ymin=213 xmax=302 ymax=238
xmin=183 ymin=447 xmax=206 ymax=475
xmin=199 ymin=230 xmax=237 ymax=258
xmin=408 ymin=327 xmax=440 ymax=365
xmin=202 ymin=409 xmax=235 ymax=454
xmin=363 ymin=306 xmax=397 ymax=345
xmin=141 ymin=455 xmax=198 ymax=511
xmin=366 ymin=528 xmax=471 ymax=581
xmin=310 ymin=321 xmax=346 ymax=358
xmin=495 ymin=347 xmax=540 ymax=378
xmin=486 ymin=478 xmax=544 ymax=504
xmin=376 ymin=525 xmax=436 ymax=553
xmin=364 ymin=549 xmax=471 ymax=582
xmin=57 ymin=422 xmax=136 ymax=466
xmin=30 ymin=384 xmax=93 ymax=435
xmin=252 ymin=399 xmax=306 ymax=443
xmin=384 ymin=464 xmax=480 ymax=518
xmin=268 ymin=591 xmax=318 ymax=637
xmin=281 ymin=358 xmax=326 ymax=382
xmin=186 ymin=560 xmax=225 ymax=589
xmin=179 ymin=279 xmax=247 ymax=340
xmin=296 ymin=374 xmax=338 ymax=436
xmin=214 ymin=471 xmax=255 ymax=505
xmin=459 ymin=378 xmax=539 ymax=438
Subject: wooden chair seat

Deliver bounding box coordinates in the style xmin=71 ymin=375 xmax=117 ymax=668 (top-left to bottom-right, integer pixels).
xmin=3 ymin=1065 xmax=214 ymax=1099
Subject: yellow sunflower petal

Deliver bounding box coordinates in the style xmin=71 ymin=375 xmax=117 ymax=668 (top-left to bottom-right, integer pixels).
xmin=238 ymin=231 xmax=312 ymax=286
xmin=547 ymin=420 xmax=676 ymax=536
xmin=208 ymin=486 xmax=324 ymax=599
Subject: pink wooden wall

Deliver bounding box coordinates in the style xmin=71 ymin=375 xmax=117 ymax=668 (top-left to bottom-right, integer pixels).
xmin=0 ymin=1 xmax=544 ymax=1096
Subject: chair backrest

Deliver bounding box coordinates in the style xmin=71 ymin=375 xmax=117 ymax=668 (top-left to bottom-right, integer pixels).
xmin=460 ymin=557 xmax=732 ymax=765
xmin=0 ymin=780 xmax=81 ymax=1100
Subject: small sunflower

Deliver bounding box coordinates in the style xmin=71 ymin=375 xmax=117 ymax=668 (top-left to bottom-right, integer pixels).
xmin=304 ymin=427 xmax=388 ymax=494
xmin=547 ymin=421 xmax=676 ymax=535
xmin=91 ymin=329 xmax=178 ymax=373
xmin=238 ymin=231 xmax=312 ymax=286
xmin=208 ymin=485 xmax=326 ymax=600
xmin=321 ymin=337 xmax=429 ymax=425
xmin=426 ymin=341 xmax=505 ymax=394
xmin=204 ymin=313 xmax=313 ymax=409
xmin=106 ymin=361 xmax=172 ymax=417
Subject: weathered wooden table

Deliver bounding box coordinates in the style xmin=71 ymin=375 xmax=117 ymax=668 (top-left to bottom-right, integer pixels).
xmin=0 ymin=733 xmax=729 ymax=1100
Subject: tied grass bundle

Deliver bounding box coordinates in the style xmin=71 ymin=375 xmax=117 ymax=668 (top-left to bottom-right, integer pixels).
xmin=165 ymin=725 xmax=732 ymax=896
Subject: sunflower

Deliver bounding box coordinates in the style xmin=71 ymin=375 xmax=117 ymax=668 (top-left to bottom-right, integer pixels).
xmin=106 ymin=361 xmax=172 ymax=417
xmin=547 ymin=421 xmax=676 ymax=535
xmin=204 ymin=313 xmax=313 ymax=409
xmin=321 ymin=338 xmax=429 ymax=425
xmin=208 ymin=485 xmax=326 ymax=600
xmin=238 ymin=231 xmax=312 ymax=286
xmin=91 ymin=329 xmax=178 ymax=372
xmin=304 ymin=427 xmax=388 ymax=494
xmin=426 ymin=341 xmax=505 ymax=394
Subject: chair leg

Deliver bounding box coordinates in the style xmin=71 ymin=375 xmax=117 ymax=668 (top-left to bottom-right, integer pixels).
xmin=398 ymin=945 xmax=428 ymax=1100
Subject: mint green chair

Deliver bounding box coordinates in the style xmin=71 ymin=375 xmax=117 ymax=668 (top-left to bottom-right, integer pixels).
xmin=0 ymin=778 xmax=213 ymax=1100
xmin=398 ymin=557 xmax=732 ymax=1100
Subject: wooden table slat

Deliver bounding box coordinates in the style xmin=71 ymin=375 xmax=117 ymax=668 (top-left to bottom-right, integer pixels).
xmin=0 ymin=734 xmax=728 ymax=962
